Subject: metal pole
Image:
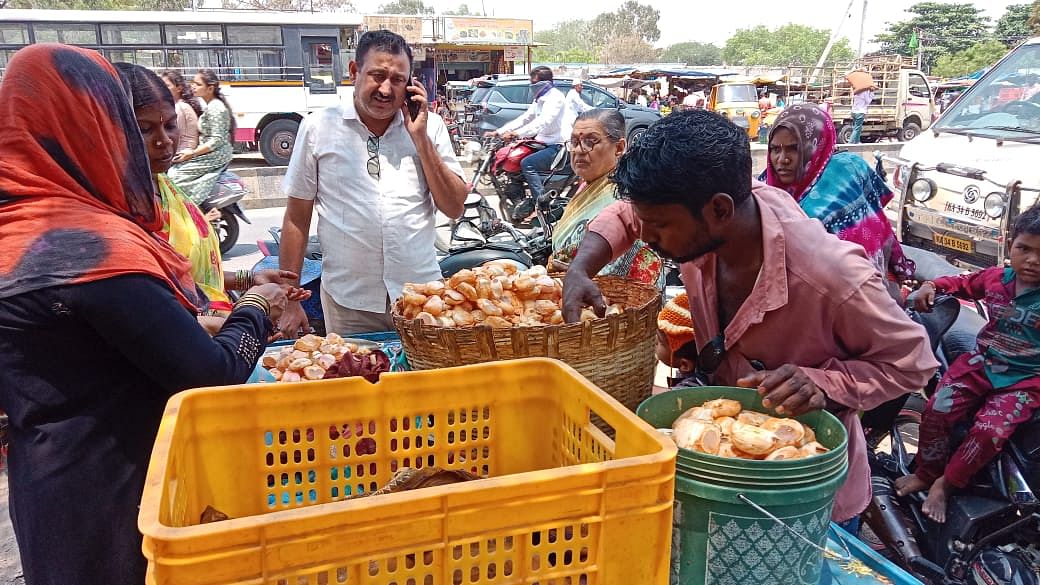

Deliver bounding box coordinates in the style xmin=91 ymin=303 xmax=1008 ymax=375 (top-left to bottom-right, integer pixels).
xmin=858 ymin=0 xmax=868 ymax=57
xmin=917 ymin=29 xmax=924 ymax=70
xmin=809 ymin=0 xmax=856 ymax=84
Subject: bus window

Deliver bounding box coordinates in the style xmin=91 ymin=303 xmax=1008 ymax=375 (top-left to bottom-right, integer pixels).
xmin=33 ymin=23 xmax=98 ymax=45
xmin=101 ymin=23 xmax=160 ymax=45
xmin=226 ymin=25 xmax=282 ymax=46
xmin=303 ymin=38 xmax=338 ymax=93
xmin=165 ymin=24 xmax=223 ymax=45
xmin=0 ymin=23 xmax=29 ymax=45
xmin=230 ymin=48 xmax=284 ymax=81
xmin=167 ymin=48 xmax=223 ymax=70
xmin=104 ymin=48 xmax=164 ymax=68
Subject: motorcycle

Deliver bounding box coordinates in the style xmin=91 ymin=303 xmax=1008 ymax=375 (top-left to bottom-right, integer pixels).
xmin=479 ymin=136 xmax=579 ymax=226
xmin=446 ymin=121 xmax=464 ymax=157
xmin=860 ymin=247 xmax=1040 ymax=585
xmin=198 ymin=169 xmax=251 ymax=255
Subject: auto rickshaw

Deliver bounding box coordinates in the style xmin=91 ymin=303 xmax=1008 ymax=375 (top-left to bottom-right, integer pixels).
xmin=708 ymin=81 xmax=762 ymax=139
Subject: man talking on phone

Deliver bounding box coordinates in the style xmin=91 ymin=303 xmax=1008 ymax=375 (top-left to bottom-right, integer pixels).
xmin=279 ymin=30 xmax=466 ymax=336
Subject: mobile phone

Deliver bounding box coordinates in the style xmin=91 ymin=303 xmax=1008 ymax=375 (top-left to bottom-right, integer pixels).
xmin=407 ymin=89 xmax=421 ymax=121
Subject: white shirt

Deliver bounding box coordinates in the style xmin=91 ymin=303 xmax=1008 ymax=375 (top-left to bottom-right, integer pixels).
xmin=636 ymin=94 xmax=648 ymax=107
xmin=561 ymin=88 xmax=593 ymax=140
xmin=498 ymin=85 xmax=566 ymax=145
xmin=282 ymin=102 xmax=464 ymax=312
xmin=852 ymin=89 xmax=874 ymax=114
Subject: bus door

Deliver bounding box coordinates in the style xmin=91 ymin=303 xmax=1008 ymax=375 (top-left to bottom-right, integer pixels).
xmin=302 ymin=36 xmax=341 ymax=107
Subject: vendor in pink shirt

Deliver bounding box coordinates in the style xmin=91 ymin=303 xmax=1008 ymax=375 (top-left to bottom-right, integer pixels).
xmin=562 ymin=110 xmax=938 ymax=533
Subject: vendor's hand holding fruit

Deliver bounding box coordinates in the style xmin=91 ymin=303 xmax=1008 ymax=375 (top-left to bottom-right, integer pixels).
xmin=562 ymin=269 xmax=606 ymax=323
xmin=737 ymin=364 xmax=828 ymax=417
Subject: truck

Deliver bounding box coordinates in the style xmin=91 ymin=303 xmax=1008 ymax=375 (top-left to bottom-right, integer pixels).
xmin=786 ymin=55 xmax=935 ymax=143
xmin=880 ymin=38 xmax=1040 ymax=269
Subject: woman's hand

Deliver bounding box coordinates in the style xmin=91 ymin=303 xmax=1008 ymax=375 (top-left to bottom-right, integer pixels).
xmin=197 ymin=315 xmax=226 ymax=336
xmin=172 ymin=149 xmax=194 ymax=164
xmin=246 ymin=283 xmax=288 ymax=323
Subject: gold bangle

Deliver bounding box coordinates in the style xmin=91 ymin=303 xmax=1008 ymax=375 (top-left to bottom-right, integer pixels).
xmin=235 ymin=293 xmax=270 ymax=315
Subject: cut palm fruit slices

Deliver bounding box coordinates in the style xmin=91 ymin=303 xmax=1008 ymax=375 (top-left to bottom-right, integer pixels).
xmin=664 ymin=401 xmax=831 ymax=461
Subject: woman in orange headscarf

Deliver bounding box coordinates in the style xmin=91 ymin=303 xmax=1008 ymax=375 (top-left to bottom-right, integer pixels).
xmin=0 ymin=45 xmax=295 ymax=584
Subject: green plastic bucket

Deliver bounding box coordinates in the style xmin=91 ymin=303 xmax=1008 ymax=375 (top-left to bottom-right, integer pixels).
xmin=637 ymin=387 xmax=849 ymax=585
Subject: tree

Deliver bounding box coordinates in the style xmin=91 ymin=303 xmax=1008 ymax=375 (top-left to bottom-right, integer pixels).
xmin=376 ymin=0 xmax=432 ymax=14
xmin=588 ymin=1 xmax=660 ymax=44
xmin=873 ymin=2 xmax=990 ymax=71
xmin=443 ymin=3 xmax=472 ymax=15
xmin=1 ymin=0 xmax=194 ymax=7
xmin=995 ymin=4 xmax=1035 ymax=46
xmin=222 ymin=0 xmax=354 ymax=9
xmin=723 ymin=24 xmax=854 ymax=67
xmin=660 ymin=41 xmax=723 ymax=66
xmin=532 ymin=19 xmax=597 ymax=63
xmin=599 ymin=34 xmax=659 ymax=65
xmin=932 ymin=39 xmax=1011 ymax=78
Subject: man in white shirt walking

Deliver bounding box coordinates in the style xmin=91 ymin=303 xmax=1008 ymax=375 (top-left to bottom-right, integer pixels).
xmin=562 ymin=79 xmax=592 ymax=139
xmin=278 ymin=30 xmax=467 ymax=336
xmin=488 ymin=66 xmax=566 ymax=221
xmin=850 ymin=85 xmax=875 ymax=144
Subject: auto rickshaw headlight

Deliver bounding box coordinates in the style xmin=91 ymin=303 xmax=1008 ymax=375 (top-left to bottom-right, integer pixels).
xmin=911 ymin=178 xmax=937 ymax=202
xmin=984 ymin=192 xmax=1007 ymax=219
xmin=751 ymin=110 xmax=761 ymax=118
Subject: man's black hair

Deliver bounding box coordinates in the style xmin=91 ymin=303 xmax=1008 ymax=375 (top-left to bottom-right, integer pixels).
xmin=1013 ymin=204 xmax=1040 ymax=240
xmin=530 ymin=66 xmax=553 ymax=82
xmin=355 ymin=29 xmax=413 ymax=68
xmin=613 ymin=109 xmax=752 ymax=215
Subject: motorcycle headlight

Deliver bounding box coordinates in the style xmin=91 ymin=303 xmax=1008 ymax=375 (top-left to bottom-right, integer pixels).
xmin=911 ymin=178 xmax=937 ymax=202
xmin=984 ymin=192 xmax=1007 ymax=219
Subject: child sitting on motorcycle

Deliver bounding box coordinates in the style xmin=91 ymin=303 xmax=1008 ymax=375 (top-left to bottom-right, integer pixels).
xmin=655 ymin=292 xmax=699 ymax=391
xmin=896 ymin=205 xmax=1040 ymax=523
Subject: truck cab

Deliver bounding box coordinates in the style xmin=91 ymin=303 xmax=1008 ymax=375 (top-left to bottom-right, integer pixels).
xmin=824 ymin=58 xmax=934 ymax=143
xmin=708 ymin=82 xmax=761 ymax=139
xmin=884 ymin=38 xmax=1040 ymax=269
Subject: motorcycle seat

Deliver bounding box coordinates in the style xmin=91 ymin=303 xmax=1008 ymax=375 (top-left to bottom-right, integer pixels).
xmin=904 ymin=245 xmax=964 ymax=282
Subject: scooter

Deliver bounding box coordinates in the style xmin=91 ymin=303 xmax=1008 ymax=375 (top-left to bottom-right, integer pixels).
xmin=198 ymin=169 xmax=251 ymax=255
xmin=860 ymin=247 xmax=1040 ymax=585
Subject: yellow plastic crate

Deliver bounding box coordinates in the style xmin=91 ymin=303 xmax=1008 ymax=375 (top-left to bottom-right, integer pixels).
xmin=140 ymin=358 xmax=677 ymax=585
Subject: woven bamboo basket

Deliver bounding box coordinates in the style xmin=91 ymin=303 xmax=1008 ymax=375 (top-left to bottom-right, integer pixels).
xmin=393 ymin=275 xmax=662 ymax=415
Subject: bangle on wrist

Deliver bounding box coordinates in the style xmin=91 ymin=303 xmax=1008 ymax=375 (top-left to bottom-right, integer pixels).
xmin=234 ymin=292 xmax=270 ymax=315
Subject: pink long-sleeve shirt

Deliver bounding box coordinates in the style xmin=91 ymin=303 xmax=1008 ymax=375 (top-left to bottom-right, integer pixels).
xmin=589 ymin=181 xmax=938 ymax=521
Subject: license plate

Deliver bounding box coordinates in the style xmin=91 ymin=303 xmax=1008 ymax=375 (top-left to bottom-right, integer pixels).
xmin=933 ymin=233 xmax=974 ymax=253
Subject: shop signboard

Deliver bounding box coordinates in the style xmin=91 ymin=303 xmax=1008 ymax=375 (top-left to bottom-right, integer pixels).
xmin=443 ymin=18 xmax=532 ymax=45
xmin=504 ymin=46 xmax=523 ymax=61
xmin=362 ymin=16 xmax=422 ymax=44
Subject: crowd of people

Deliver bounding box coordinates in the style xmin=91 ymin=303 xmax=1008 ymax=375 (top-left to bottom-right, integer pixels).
xmin=0 ymin=31 xmax=1036 ymax=585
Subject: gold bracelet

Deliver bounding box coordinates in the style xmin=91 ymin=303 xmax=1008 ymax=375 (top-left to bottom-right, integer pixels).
xmin=235 ymin=300 xmax=268 ymax=315
xmin=234 ymin=293 xmax=270 ymax=315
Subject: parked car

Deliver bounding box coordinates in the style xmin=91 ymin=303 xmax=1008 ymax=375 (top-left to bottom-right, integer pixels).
xmin=470 ymin=78 xmax=661 ymax=144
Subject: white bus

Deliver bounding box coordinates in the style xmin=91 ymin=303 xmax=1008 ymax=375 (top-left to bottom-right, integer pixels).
xmin=0 ymin=9 xmax=364 ymax=165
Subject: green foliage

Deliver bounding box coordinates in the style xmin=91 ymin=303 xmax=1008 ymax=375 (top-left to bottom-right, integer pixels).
xmin=1 ymin=0 xmax=194 ymax=7
xmin=873 ymin=2 xmax=990 ymax=71
xmin=660 ymin=42 xmax=723 ymax=66
xmin=588 ymin=1 xmax=661 ymax=44
xmin=222 ymin=0 xmax=354 ymax=9
xmin=532 ymin=20 xmax=598 ymax=63
xmin=932 ymin=39 xmax=1011 ymax=78
xmin=599 ymin=34 xmax=659 ymax=65
xmin=443 ymin=3 xmax=472 ymax=15
xmin=533 ymin=3 xmax=660 ymax=65
xmin=995 ymin=4 xmax=1035 ymax=46
xmin=723 ymin=23 xmax=854 ymax=67
xmin=376 ymin=0 xmax=432 ymax=14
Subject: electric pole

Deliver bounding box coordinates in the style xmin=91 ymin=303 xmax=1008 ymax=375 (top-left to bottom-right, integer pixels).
xmin=858 ymin=0 xmax=868 ymax=57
